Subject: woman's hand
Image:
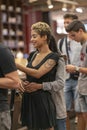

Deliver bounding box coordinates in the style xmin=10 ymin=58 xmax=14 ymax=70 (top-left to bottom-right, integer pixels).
xmin=24 ymin=82 xmax=42 ymax=93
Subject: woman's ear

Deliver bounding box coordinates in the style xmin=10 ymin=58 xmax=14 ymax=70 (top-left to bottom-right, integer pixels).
xmin=43 ymin=35 xmax=47 ymax=40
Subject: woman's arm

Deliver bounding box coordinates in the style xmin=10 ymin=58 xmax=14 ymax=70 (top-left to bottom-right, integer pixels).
xmin=16 ymin=59 xmax=56 ymax=78
xmin=43 ymin=57 xmax=65 ymax=92
xmin=24 ymin=57 xmax=65 ymax=93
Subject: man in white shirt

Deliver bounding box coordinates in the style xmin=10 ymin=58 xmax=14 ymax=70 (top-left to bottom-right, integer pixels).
xmin=66 ymin=20 xmax=87 ymax=130
xmin=58 ymin=14 xmax=82 ymax=130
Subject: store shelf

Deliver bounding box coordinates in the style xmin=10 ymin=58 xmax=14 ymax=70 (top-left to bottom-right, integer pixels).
xmin=0 ymin=0 xmax=24 ymax=49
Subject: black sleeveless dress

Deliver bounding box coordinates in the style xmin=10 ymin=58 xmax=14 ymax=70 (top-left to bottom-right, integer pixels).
xmin=21 ymin=51 xmax=58 ymax=130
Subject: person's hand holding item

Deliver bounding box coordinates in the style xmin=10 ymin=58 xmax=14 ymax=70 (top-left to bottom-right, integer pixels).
xmin=66 ymin=64 xmax=76 ymax=73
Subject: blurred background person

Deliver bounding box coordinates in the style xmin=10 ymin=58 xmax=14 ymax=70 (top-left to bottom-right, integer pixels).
xmin=66 ymin=20 xmax=87 ymax=130
xmin=57 ymin=13 xmax=82 ymax=130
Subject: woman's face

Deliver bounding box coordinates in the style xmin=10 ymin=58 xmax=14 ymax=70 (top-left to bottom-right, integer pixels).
xmin=31 ymin=30 xmax=46 ymax=49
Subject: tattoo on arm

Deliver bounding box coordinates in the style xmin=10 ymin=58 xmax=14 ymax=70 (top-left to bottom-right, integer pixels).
xmin=44 ymin=59 xmax=56 ymax=69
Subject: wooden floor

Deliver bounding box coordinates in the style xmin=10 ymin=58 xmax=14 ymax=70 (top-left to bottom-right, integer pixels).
xmin=70 ymin=117 xmax=87 ymax=130
xmin=15 ymin=117 xmax=87 ymax=130
xmin=70 ymin=118 xmax=77 ymax=130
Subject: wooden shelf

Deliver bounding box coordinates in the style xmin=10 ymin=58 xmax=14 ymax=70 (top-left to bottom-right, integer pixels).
xmin=0 ymin=0 xmax=24 ymax=49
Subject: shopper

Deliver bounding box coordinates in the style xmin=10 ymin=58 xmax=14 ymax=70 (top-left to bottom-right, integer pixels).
xmin=57 ymin=13 xmax=82 ymax=130
xmin=66 ymin=20 xmax=87 ymax=130
xmin=0 ymin=43 xmax=24 ymax=130
xmin=24 ymin=35 xmax=67 ymax=130
xmin=16 ymin=22 xmax=59 ymax=130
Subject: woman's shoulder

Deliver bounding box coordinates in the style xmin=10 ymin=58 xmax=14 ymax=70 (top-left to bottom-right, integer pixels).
xmin=50 ymin=52 xmax=59 ymax=59
xmin=46 ymin=52 xmax=59 ymax=63
xmin=27 ymin=50 xmax=37 ymax=61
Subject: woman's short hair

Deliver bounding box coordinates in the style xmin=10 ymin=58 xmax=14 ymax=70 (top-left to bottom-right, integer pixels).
xmin=31 ymin=22 xmax=51 ymax=43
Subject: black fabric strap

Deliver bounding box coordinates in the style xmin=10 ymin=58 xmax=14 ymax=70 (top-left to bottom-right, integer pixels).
xmin=65 ymin=37 xmax=71 ymax=64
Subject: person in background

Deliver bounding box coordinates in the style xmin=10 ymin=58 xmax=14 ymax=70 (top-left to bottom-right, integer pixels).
xmin=16 ymin=22 xmax=59 ymax=130
xmin=25 ymin=35 xmax=67 ymax=130
xmin=16 ymin=47 xmax=24 ymax=59
xmin=0 ymin=43 xmax=24 ymax=130
xmin=57 ymin=13 xmax=82 ymax=130
xmin=66 ymin=20 xmax=87 ymax=130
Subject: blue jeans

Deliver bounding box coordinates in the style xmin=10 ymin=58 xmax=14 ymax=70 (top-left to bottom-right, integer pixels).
xmin=64 ymin=78 xmax=78 ymax=111
xmin=55 ymin=118 xmax=66 ymax=130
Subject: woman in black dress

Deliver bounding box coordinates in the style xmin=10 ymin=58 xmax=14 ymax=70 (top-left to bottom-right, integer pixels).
xmin=16 ymin=22 xmax=59 ymax=130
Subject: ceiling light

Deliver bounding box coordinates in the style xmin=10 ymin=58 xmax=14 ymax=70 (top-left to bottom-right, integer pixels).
xmin=48 ymin=4 xmax=54 ymax=9
xmin=47 ymin=0 xmax=53 ymax=9
xmin=62 ymin=3 xmax=67 ymax=12
xmin=76 ymin=7 xmax=83 ymax=13
xmin=62 ymin=7 xmax=67 ymax=11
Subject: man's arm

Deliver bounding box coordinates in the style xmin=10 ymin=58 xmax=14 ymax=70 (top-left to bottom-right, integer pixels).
xmin=66 ymin=64 xmax=87 ymax=74
xmin=0 ymin=71 xmax=24 ymax=92
xmin=0 ymin=46 xmax=24 ymax=92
